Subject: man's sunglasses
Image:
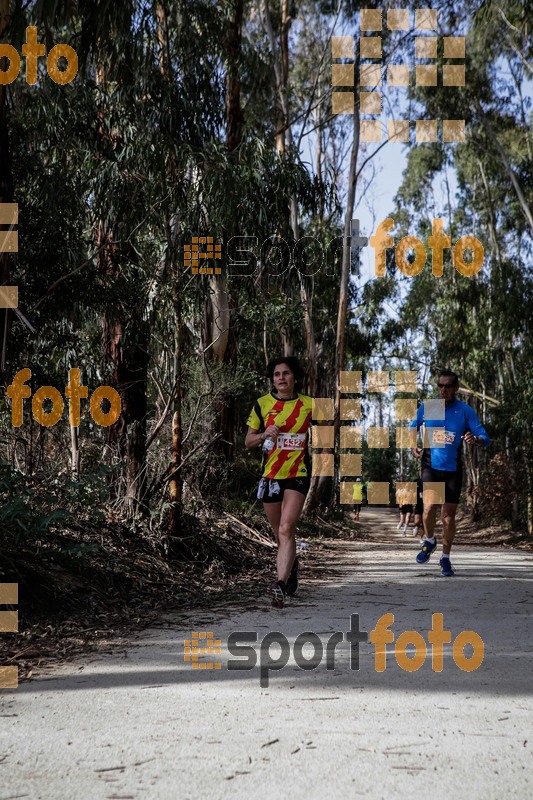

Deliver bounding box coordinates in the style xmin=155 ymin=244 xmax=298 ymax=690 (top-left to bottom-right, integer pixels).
xmin=437 ymin=383 xmax=456 ymax=389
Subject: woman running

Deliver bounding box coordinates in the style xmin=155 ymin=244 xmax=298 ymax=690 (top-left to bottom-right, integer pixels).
xmin=353 ymin=477 xmax=363 ymax=521
xmin=245 ymin=357 xmax=312 ymax=608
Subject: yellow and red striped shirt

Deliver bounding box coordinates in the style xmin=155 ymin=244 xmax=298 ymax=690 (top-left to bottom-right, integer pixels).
xmin=247 ymin=392 xmax=313 ymax=480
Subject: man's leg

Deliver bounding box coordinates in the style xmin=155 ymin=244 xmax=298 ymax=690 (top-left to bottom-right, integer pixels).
xmin=441 ymin=503 xmax=458 ymax=555
xmin=276 ymin=490 xmax=306 ymax=583
xmin=423 ymin=504 xmax=438 ymax=539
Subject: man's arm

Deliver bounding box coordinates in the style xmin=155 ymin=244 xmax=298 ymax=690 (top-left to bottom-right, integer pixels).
xmin=463 ymin=407 xmax=490 ymax=447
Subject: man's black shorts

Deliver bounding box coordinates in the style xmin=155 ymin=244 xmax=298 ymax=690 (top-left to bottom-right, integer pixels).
xmin=257 ymin=476 xmax=310 ymax=504
xmin=421 ymin=466 xmax=463 ymax=505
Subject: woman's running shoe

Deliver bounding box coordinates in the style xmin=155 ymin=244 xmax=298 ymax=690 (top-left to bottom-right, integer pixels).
xmin=285 ymin=558 xmax=299 ymax=597
xmin=268 ymin=580 xmax=287 ymax=608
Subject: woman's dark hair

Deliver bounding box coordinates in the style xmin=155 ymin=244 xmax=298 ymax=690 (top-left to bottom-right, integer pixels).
xmin=266 ymin=356 xmax=304 ymax=385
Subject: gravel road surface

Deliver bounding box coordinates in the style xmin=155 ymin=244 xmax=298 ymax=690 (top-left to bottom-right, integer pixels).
xmin=2 ymin=508 xmax=532 ymax=799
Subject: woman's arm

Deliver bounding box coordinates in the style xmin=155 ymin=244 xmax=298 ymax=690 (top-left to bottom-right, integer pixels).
xmin=245 ymin=426 xmax=265 ymax=449
xmin=245 ymin=424 xmax=280 ymax=449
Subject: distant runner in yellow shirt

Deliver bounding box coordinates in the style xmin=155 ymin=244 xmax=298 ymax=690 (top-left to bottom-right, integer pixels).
xmin=352 ymin=477 xmax=363 ymax=521
xmin=245 ymin=357 xmax=312 ymax=609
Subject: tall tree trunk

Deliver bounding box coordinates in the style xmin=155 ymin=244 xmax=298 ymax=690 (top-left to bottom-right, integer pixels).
xmin=0 ymin=0 xmax=14 ymax=383
xmin=315 ymin=107 xmax=324 ymax=221
xmin=200 ymin=0 xmax=244 ymax=464
xmin=329 ymin=109 xmax=361 ymax=510
xmin=155 ymin=1 xmax=170 ymax=77
xmin=226 ymin=0 xmax=244 ymax=153
xmin=524 ymin=447 xmax=533 ymax=537
xmin=98 ymin=226 xmax=150 ymax=518
xmin=280 ymin=327 xmax=294 ymax=356
xmin=96 ymin=65 xmax=149 ymax=519
xmin=335 ymin=111 xmax=360 ymax=396
xmin=507 ymin=437 xmax=520 ymax=530
xmin=264 ymin=0 xmax=291 ymax=154
xmin=154 ymin=4 xmax=185 ymax=535
xmin=202 ymin=269 xmax=234 ymax=465
xmin=169 ymin=296 xmax=183 ymax=533
xmin=264 ymin=0 xmax=317 ymax=395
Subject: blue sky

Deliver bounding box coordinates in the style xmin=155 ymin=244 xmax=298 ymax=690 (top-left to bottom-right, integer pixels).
xmin=355 ymin=141 xmax=408 ymax=284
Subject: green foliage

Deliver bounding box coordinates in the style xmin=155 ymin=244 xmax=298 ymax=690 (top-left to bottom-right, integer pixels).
xmin=3 ymin=0 xmax=529 ymax=537
xmin=0 ymin=462 xmax=107 ymax=544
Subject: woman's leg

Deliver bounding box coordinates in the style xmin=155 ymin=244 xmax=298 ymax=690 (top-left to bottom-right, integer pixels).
xmin=264 ymin=502 xmax=282 ymax=544
xmin=276 ymin=490 xmax=306 ymax=583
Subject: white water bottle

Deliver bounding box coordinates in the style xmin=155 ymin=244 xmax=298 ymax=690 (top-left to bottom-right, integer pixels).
xmin=262 ymin=435 xmax=275 ymax=454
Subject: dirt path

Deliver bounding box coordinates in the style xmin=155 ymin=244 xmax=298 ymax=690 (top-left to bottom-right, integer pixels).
xmin=2 ymin=508 xmax=533 ymax=799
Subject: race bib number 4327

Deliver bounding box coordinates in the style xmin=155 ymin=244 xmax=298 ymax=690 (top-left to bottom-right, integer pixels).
xmin=276 ymin=433 xmax=306 ymax=450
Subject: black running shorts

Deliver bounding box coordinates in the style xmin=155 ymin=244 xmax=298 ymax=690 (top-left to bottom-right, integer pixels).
xmin=257 ymin=476 xmax=311 ymax=504
xmin=421 ymin=466 xmax=463 ymax=505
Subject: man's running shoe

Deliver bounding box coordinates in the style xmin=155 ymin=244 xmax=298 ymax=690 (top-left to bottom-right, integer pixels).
xmin=286 ymin=558 xmax=299 ymax=597
xmin=416 ymin=538 xmax=437 ymax=564
xmin=268 ymin=580 xmax=286 ymax=608
xmin=440 ymin=555 xmax=455 ymax=577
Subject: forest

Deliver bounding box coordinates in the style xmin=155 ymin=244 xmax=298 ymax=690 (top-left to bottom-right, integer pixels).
xmin=0 ymin=0 xmax=531 ymax=653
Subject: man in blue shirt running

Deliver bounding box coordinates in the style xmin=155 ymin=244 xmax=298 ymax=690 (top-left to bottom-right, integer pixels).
xmin=409 ymin=370 xmax=490 ymax=576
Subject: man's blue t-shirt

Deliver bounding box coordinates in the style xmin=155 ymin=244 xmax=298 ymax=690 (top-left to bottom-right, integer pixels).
xmin=409 ymin=398 xmax=490 ymax=472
